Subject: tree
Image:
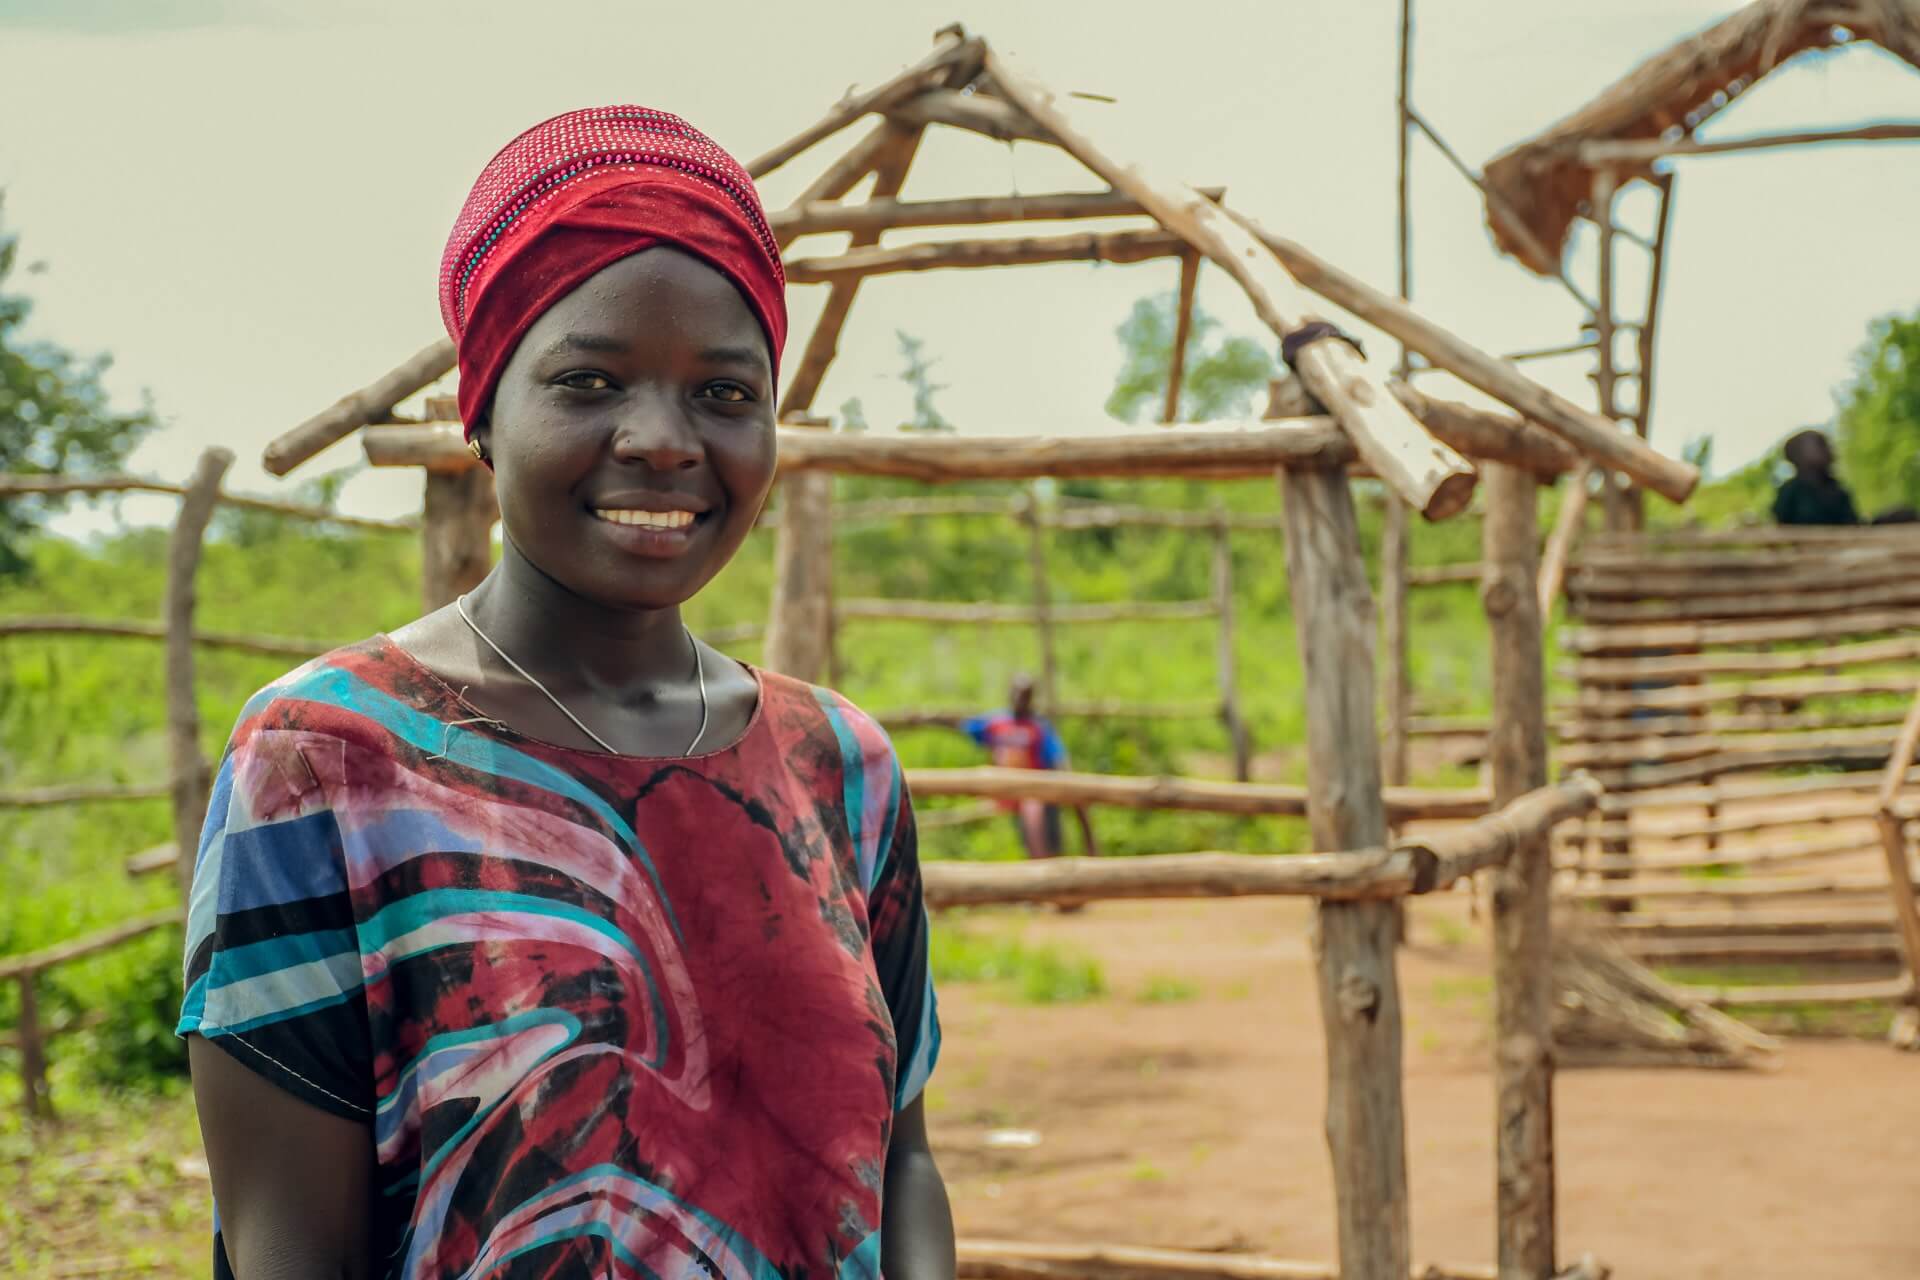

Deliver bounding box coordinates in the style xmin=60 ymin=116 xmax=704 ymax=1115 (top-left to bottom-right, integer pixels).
xmin=895 ymin=329 xmax=953 ymax=432
xmin=0 ymin=201 xmax=157 ymax=575
xmin=1106 ymin=290 xmax=1278 ymax=424
xmin=1833 ymin=306 xmax=1920 ymax=519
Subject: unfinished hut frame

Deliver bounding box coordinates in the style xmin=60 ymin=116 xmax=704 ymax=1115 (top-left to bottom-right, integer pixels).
xmin=1480 ymin=0 xmax=1920 ymax=530
xmin=242 ymin=25 xmax=1714 ymax=1278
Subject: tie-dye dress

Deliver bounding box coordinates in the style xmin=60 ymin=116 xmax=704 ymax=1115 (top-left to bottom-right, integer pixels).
xmin=178 ymin=636 xmax=939 ymax=1280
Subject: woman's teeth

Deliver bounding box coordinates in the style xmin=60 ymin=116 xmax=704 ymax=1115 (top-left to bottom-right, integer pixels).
xmin=593 ymin=508 xmax=695 ymax=529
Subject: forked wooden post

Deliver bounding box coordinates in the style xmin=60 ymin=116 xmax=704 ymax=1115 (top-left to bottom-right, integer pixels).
xmin=764 ymin=424 xmax=836 ymax=682
xmin=1022 ymin=487 xmax=1060 ymax=713
xmin=1872 ymin=684 xmax=1920 ymax=1021
xmin=1278 ymin=465 xmax=1409 ymax=1280
xmin=421 ymin=467 xmax=497 ymax=611
xmin=1480 ymin=463 xmax=1556 ymax=1278
xmin=1210 ymin=512 xmax=1251 ymax=781
xmin=166 ymin=448 xmax=233 ymax=900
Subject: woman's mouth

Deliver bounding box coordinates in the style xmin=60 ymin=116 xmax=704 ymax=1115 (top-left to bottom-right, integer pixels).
xmin=588 ymin=505 xmax=709 ymax=557
xmin=592 ymin=508 xmax=696 ymax=530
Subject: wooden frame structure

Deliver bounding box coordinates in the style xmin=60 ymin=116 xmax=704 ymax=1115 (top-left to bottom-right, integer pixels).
xmin=229 ymin=25 xmax=1712 ymax=1278
xmin=1557 ymin=524 xmax=1920 ymax=1014
xmin=1480 ymin=0 xmax=1920 ymax=529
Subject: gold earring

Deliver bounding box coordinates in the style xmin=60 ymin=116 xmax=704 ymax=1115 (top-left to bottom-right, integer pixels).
xmin=467 ymin=438 xmax=486 ymax=463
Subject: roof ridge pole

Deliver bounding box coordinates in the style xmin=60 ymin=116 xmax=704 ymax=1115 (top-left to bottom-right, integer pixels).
xmin=984 ymin=46 xmax=1479 ymax=522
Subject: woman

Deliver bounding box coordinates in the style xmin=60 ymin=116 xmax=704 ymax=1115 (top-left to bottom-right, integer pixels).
xmin=181 ymin=106 xmax=951 ymax=1280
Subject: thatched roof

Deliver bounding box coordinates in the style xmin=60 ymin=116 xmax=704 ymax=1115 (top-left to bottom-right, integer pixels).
xmin=1482 ymin=0 xmax=1920 ymax=276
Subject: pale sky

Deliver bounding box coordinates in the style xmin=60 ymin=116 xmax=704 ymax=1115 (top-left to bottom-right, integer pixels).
xmin=4 ymin=0 xmax=1918 ymax=532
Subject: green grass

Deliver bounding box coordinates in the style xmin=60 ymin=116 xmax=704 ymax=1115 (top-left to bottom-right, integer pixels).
xmin=1134 ymin=974 xmax=1201 ymax=1004
xmin=930 ymin=922 xmax=1107 ymax=1005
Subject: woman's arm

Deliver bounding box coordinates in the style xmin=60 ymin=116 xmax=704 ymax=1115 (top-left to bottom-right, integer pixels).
xmin=881 ymin=1096 xmax=955 ymax=1280
xmin=190 ymin=1037 xmax=375 ymax=1280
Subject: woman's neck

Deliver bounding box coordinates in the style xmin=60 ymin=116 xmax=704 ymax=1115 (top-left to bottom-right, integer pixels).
xmin=463 ymin=540 xmax=693 ymax=698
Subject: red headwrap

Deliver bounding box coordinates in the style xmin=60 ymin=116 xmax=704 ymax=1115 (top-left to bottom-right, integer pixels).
xmin=438 ymin=106 xmax=787 ymax=436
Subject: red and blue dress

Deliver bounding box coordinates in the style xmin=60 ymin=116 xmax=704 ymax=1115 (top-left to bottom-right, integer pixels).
xmin=179 ymin=637 xmax=938 ymax=1280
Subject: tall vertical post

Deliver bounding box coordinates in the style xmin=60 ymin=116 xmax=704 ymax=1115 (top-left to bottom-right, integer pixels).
xmin=1164 ymin=251 xmax=1201 ymax=425
xmin=166 ymin=447 xmax=232 ymax=899
xmin=1211 ymin=511 xmax=1252 ymax=781
xmin=1279 ymin=466 xmax=1410 ymax=1280
xmin=1590 ymin=168 xmax=1629 ymax=533
xmin=1482 ymin=463 xmax=1557 ymax=1279
xmin=764 ymin=429 xmax=836 ymax=683
xmin=421 ymin=467 xmax=497 ymax=611
xmin=1022 ymin=487 xmax=1060 ymax=713
xmin=1632 ymin=172 xmax=1677 ymax=446
xmin=16 ymin=972 xmax=49 ymax=1121
xmin=1381 ymin=0 xmax=1416 ymax=790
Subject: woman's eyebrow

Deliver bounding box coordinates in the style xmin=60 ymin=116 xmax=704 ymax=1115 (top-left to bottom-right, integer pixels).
xmin=700 ymin=345 xmax=769 ymax=370
xmin=541 ymin=332 xmax=630 ymax=358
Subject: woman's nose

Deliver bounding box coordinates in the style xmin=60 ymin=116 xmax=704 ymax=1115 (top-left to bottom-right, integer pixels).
xmin=609 ymin=396 xmax=702 ymax=470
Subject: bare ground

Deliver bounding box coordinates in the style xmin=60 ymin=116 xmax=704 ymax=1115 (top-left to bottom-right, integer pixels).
xmin=927 ymin=895 xmax=1920 ymax=1280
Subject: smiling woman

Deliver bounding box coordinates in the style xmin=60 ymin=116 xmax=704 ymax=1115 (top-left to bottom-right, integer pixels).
xmin=178 ymin=106 xmax=952 ymax=1280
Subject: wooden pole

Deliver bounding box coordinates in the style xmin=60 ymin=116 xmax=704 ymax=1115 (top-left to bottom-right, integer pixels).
xmin=783 ymin=226 xmax=1189 ymax=283
xmin=1277 ymin=465 xmax=1410 ymax=1280
xmin=764 ymin=426 xmax=836 ymax=682
xmin=1632 ymin=172 xmax=1676 ymax=445
xmin=886 ymin=89 xmax=1047 ymax=144
xmin=420 ymin=467 xmax=497 ymax=611
xmin=744 ymin=28 xmax=972 ymax=178
xmin=1164 ymin=252 xmax=1201 ymax=425
xmin=987 ymin=48 xmax=1478 ymax=522
xmin=1481 ymin=463 xmax=1555 ymax=1279
xmin=1536 ymin=465 xmax=1592 ymax=616
xmin=261 ymin=339 xmax=454 ymax=476
xmin=778 ymin=124 xmax=924 ymax=419
xmin=1383 ymin=0 xmax=1415 ymax=797
xmin=1023 ymin=487 xmax=1059 ymax=714
xmin=1873 ymin=685 xmax=1920 ymax=1014
xmin=16 ymin=973 xmax=48 ymax=1121
xmin=166 ymin=448 xmax=232 ymax=900
xmin=1212 ymin=512 xmax=1252 ymax=781
xmin=1579 ymin=121 xmax=1920 ymax=164
xmin=770 ymin=187 xmax=1226 ymax=238
xmin=1589 ymin=168 xmax=1631 ymax=533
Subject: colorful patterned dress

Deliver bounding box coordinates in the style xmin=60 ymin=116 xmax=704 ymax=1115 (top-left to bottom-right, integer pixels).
xmin=178 ymin=636 xmax=939 ymax=1280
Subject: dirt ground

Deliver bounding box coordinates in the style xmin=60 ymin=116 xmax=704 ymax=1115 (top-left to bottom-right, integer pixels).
xmin=927 ymin=895 xmax=1920 ymax=1280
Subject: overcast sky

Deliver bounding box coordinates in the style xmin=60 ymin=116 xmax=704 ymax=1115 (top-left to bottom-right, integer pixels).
xmin=4 ymin=0 xmax=1918 ymax=531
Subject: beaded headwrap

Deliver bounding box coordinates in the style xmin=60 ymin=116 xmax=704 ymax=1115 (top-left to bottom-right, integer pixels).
xmin=438 ymin=106 xmax=787 ymax=438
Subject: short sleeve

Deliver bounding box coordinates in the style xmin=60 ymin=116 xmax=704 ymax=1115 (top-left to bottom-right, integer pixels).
xmin=178 ymin=700 xmax=373 ymax=1121
xmin=867 ymin=775 xmax=940 ymax=1111
xmin=1038 ymin=722 xmax=1068 ymax=770
xmin=960 ymin=715 xmax=993 ymax=746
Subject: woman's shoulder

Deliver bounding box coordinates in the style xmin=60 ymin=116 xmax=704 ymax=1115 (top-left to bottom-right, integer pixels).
xmin=752 ymin=668 xmax=899 ymax=768
xmin=224 ymin=634 xmax=415 ymax=754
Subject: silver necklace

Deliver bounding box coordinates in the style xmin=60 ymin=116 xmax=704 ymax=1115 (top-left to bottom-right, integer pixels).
xmin=455 ymin=594 xmax=709 ymax=756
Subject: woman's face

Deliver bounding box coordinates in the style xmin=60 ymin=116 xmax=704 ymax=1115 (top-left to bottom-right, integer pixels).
xmin=477 ymin=247 xmax=777 ymax=611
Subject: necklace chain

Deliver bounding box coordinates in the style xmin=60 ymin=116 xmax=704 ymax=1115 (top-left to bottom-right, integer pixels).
xmin=455 ymin=595 xmax=709 ymax=756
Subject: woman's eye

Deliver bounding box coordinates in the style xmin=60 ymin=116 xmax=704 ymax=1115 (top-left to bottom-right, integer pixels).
xmin=556 ymin=371 xmax=613 ymax=392
xmin=702 ymin=381 xmax=754 ymax=404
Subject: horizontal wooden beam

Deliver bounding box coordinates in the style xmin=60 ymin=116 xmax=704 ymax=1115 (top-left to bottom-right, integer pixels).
xmin=0 ymin=910 xmax=184 ymax=981
xmin=0 ymin=472 xmax=416 ymax=532
xmin=837 ymin=597 xmax=1214 ymax=625
xmin=1266 ymin=376 xmax=1582 ymax=480
xmin=1565 ymin=607 xmax=1920 ymax=655
xmin=902 ymin=766 xmax=1491 ymax=822
xmin=0 ymin=780 xmax=171 ymax=809
xmin=1580 ymin=122 xmax=1920 ymax=165
xmin=0 ymin=615 xmax=328 ymax=659
xmin=1607 ymin=906 xmax=1899 ymax=937
xmin=955 ymin=1238 xmax=1504 ymax=1280
xmin=1570 ymin=634 xmax=1920 ymax=683
xmin=769 ymin=188 xmax=1225 ymax=239
xmin=1570 ymin=672 xmax=1914 ymax=717
xmin=263 ymin=339 xmax=454 ymax=477
xmin=921 ymin=777 xmax=1598 ymax=908
xmin=1698 ymin=974 xmax=1913 ymax=1009
xmin=1624 ymin=934 xmax=1905 ymax=967
xmin=1569 ymin=867 xmax=1913 ymax=903
xmin=784 ymin=227 xmax=1189 ymax=283
xmin=1575 ymin=574 xmax=1920 ymax=624
xmin=877 ymin=700 xmax=1219 ymax=729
